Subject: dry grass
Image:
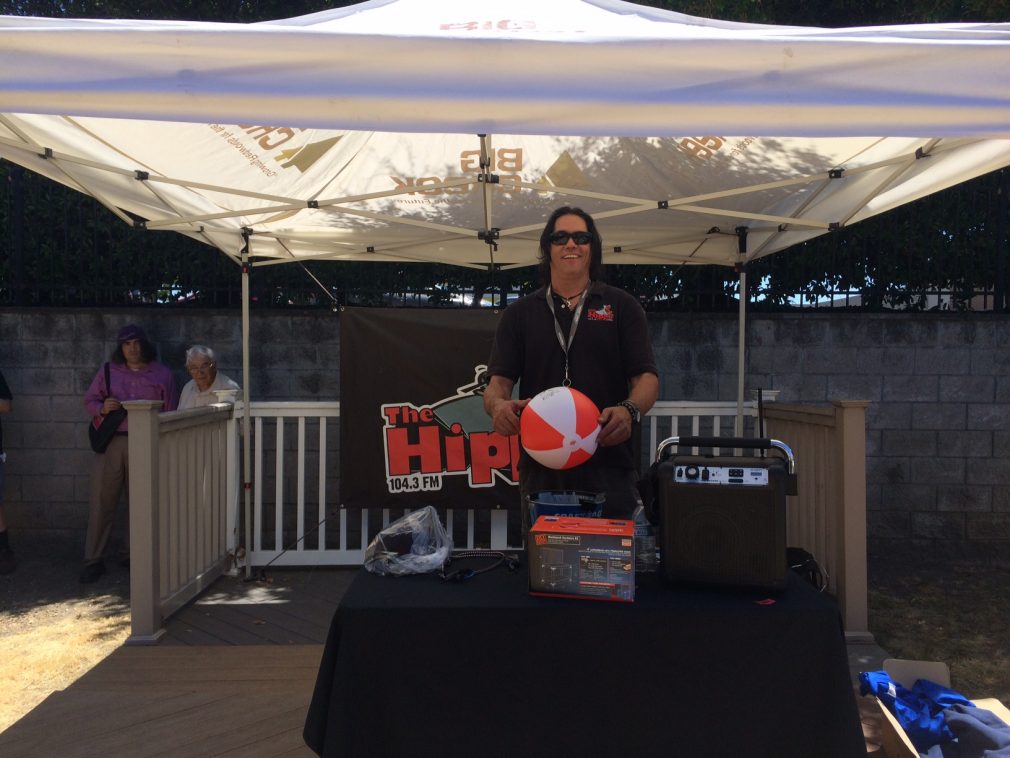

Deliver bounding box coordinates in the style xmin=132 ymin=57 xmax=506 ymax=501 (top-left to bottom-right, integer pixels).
xmin=868 ymin=559 xmax=1010 ymax=703
xmin=0 ymin=594 xmax=130 ymax=732
xmin=0 ymin=533 xmax=132 ymax=734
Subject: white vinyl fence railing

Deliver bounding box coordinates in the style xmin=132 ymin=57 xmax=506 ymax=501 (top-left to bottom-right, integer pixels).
xmin=125 ymin=400 xmax=239 ymax=644
xmin=243 ymin=400 xmax=760 ymax=568
xmin=763 ymin=401 xmax=871 ymax=641
xmin=126 ymin=398 xmax=869 ymax=641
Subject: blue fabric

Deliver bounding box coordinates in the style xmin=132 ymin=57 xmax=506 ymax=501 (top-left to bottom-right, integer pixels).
xmin=859 ymin=670 xmax=975 ymax=751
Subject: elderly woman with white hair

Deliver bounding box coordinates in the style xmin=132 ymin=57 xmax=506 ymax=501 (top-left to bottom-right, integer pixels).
xmin=178 ymin=345 xmax=240 ymax=410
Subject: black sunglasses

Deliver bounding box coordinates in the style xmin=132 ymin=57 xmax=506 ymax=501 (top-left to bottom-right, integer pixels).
xmin=549 ymin=231 xmax=593 ymax=246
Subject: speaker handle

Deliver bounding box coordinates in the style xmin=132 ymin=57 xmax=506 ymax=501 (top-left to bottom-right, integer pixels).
xmin=655 ymin=436 xmax=795 ymax=475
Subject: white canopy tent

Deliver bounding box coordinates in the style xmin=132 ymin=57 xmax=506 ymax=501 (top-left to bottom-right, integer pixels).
xmin=2 ymin=0 xmax=1010 ymax=536
xmin=0 ymin=0 xmax=1008 ymax=271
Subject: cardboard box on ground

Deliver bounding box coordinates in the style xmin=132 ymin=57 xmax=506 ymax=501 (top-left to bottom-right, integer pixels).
xmin=878 ymin=659 xmax=1010 ymax=758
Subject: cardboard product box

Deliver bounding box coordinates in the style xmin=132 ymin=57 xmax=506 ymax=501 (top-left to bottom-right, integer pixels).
xmin=875 ymin=658 xmax=1010 ymax=758
xmin=528 ymin=516 xmax=635 ymax=602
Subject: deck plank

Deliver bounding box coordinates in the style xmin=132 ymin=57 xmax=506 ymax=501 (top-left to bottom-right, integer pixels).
xmin=173 ymin=603 xmax=321 ymax=646
xmin=80 ymin=693 xmax=305 ymax=757
xmin=0 ymin=645 xmax=324 ymax=757
xmin=149 ymin=703 xmax=313 ymax=758
xmin=74 ymin=646 xmax=322 ymax=691
xmin=160 ymin=622 xmax=237 ymax=646
xmin=0 ymin=691 xmax=223 ymax=757
xmin=159 ymin=568 xmax=351 ymax=646
xmin=209 ymin=722 xmax=316 ymax=758
xmin=163 ymin=606 xmax=281 ymax=645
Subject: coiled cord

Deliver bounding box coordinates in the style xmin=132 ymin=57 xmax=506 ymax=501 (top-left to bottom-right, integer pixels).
xmin=439 ymin=549 xmax=520 ymax=582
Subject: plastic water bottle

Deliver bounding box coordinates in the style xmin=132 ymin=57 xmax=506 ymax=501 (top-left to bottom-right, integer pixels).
xmin=632 ymin=505 xmax=657 ymax=572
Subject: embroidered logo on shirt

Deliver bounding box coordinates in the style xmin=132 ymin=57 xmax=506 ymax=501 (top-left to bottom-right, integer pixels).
xmin=587 ymin=304 xmax=614 ymax=321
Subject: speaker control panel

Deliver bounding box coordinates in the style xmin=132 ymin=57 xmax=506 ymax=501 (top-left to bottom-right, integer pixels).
xmin=673 ymin=465 xmax=770 ymax=486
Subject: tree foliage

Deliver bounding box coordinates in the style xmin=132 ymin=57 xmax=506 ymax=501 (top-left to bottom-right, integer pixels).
xmin=1 ymin=0 xmax=1008 ymax=310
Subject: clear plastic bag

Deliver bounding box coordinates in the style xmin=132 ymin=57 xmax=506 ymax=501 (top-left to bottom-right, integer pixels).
xmin=363 ymin=505 xmax=453 ymax=576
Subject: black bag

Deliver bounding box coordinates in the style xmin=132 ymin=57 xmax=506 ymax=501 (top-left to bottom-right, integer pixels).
xmin=787 ymin=547 xmax=828 ymax=592
xmin=88 ymin=363 xmax=127 ymax=454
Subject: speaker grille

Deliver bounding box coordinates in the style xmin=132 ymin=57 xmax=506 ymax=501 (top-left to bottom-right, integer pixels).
xmin=659 ymin=464 xmax=787 ymax=591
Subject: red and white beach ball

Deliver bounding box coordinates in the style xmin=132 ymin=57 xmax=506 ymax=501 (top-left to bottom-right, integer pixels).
xmin=520 ymin=386 xmax=601 ymax=470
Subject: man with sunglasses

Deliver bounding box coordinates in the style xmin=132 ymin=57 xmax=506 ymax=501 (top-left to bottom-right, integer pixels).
xmin=484 ymin=206 xmax=659 ymax=532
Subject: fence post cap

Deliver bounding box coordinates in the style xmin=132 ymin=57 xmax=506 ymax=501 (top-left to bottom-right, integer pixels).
xmin=123 ymin=400 xmax=164 ymax=410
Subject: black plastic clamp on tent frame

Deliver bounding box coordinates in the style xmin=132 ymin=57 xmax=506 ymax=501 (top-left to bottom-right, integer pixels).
xmin=479 ymin=228 xmax=502 ymax=300
xmin=476 ymin=133 xmax=499 ymax=184
xmin=479 ymin=227 xmax=500 ymax=259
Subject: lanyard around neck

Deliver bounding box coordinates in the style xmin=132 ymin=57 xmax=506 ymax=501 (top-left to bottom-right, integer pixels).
xmin=546 ymin=283 xmax=589 ymax=387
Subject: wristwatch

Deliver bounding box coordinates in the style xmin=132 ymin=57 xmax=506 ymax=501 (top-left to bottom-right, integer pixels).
xmin=618 ymin=399 xmax=640 ymax=424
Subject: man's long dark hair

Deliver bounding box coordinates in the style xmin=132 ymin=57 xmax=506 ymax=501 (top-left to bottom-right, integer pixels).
xmin=537 ymin=206 xmax=604 ymax=286
xmin=110 ymin=338 xmax=157 ymax=365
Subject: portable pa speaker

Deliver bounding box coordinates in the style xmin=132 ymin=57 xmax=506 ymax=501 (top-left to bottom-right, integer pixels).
xmin=654 ymin=437 xmax=795 ymax=592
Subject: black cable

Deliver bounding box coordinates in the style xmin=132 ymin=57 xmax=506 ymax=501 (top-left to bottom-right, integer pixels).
xmin=245 ymin=526 xmax=520 ymax=584
xmin=438 ymin=549 xmax=520 ymax=582
xmin=243 ymin=511 xmax=338 ymax=583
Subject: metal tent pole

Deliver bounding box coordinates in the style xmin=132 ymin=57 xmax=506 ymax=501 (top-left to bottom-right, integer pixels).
xmin=997 ymin=168 xmax=1009 ymax=312
xmin=735 ymin=268 xmax=748 ymax=436
xmin=241 ymin=230 xmax=253 ymax=579
xmin=735 ymin=227 xmax=749 ymax=437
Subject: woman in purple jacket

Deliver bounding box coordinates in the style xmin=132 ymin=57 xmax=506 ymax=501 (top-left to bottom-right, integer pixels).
xmin=80 ymin=324 xmax=177 ymax=584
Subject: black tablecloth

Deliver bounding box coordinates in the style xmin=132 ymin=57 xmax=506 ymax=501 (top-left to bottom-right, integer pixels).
xmin=304 ymin=564 xmax=865 ymax=758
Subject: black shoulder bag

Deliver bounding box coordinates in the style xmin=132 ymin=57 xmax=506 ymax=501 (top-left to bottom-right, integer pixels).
xmin=88 ymin=362 xmax=128 ymax=454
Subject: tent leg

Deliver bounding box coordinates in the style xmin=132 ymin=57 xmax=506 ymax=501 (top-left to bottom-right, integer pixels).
xmin=996 ymin=168 xmax=1009 ymax=312
xmin=735 ymin=266 xmax=747 ymax=437
xmin=241 ymin=236 xmax=253 ymax=579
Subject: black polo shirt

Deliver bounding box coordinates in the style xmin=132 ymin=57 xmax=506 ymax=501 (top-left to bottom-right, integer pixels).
xmin=487 ymin=282 xmax=657 ymax=471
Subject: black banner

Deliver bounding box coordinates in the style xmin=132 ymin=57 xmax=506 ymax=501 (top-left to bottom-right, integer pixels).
xmin=339 ymin=308 xmax=519 ymax=509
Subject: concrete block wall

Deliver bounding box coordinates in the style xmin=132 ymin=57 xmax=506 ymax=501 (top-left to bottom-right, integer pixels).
xmin=647 ymin=311 xmax=1010 ymax=564
xmin=0 ymin=307 xmax=339 ymax=545
xmin=1 ymin=307 xmax=1008 ymax=565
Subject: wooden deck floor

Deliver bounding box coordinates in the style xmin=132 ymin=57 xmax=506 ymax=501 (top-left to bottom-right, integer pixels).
xmin=159 ymin=567 xmax=357 ymax=647
xmin=0 ymin=568 xmax=356 ymax=757
xmin=1 ymin=646 xmax=322 ymax=757
xmin=1 ymin=566 xmax=885 ymax=755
